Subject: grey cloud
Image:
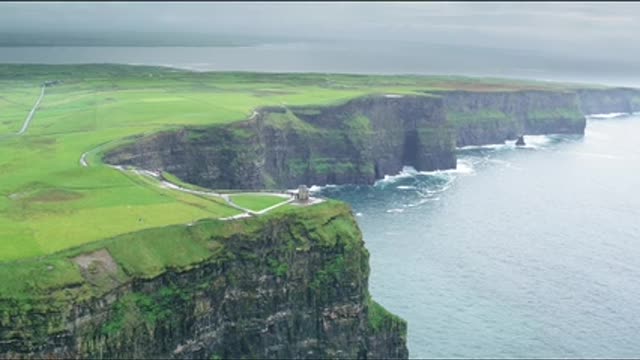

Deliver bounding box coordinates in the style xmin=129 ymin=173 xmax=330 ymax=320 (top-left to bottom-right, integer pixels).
xmin=1 ymin=2 xmax=640 ymax=85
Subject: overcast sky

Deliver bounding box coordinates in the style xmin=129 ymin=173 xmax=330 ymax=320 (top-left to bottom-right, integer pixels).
xmin=2 ymin=2 xmax=638 ymax=49
xmin=1 ymin=2 xmax=639 ymax=85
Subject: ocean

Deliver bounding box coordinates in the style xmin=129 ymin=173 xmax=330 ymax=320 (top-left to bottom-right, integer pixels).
xmin=316 ymin=115 xmax=640 ymax=358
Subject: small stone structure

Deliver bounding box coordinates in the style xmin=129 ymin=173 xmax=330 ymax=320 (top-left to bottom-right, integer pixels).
xmin=296 ymin=185 xmax=310 ymax=202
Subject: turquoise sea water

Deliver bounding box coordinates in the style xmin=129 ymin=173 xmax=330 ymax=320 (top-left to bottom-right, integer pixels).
xmin=317 ymin=115 xmax=640 ymax=358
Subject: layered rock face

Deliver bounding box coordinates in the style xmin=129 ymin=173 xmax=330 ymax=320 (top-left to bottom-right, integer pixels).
xmin=105 ymin=94 xmax=456 ymax=189
xmin=0 ymin=202 xmax=408 ymax=359
xmin=439 ymin=90 xmax=586 ymax=147
xmin=576 ymin=88 xmax=640 ymax=115
xmin=105 ymin=88 xmax=639 ymax=189
xmin=261 ymin=95 xmax=455 ymax=187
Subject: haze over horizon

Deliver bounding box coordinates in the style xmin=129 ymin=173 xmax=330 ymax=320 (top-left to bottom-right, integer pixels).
xmin=1 ymin=2 xmax=639 ymax=87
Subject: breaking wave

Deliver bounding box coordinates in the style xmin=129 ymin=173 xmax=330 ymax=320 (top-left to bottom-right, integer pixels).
xmin=516 ymin=135 xmax=552 ymax=149
xmin=308 ymin=184 xmax=339 ymax=193
xmin=386 ymin=208 xmax=405 ymax=214
xmin=587 ymin=112 xmax=631 ymax=120
xmin=457 ymin=134 xmax=567 ymax=153
xmin=374 ymin=159 xmax=476 ymax=187
xmin=457 ymin=143 xmax=509 ymax=151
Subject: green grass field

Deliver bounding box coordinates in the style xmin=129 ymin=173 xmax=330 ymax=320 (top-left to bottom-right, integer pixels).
xmin=0 ymin=64 xmax=593 ymax=263
xmin=229 ymin=194 xmax=289 ymax=212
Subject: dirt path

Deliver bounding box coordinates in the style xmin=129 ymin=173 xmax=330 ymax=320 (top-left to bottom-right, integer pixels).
xmin=109 ymin=165 xmax=298 ymax=220
xmin=17 ymin=85 xmax=46 ymax=135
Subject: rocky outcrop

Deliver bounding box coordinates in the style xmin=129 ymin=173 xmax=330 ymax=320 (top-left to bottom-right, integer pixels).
xmin=0 ymin=202 xmax=408 ymax=359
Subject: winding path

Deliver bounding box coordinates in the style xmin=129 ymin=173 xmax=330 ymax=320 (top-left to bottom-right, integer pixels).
xmin=17 ymin=85 xmax=46 ymax=135
xmin=108 ymin=165 xmax=303 ymax=221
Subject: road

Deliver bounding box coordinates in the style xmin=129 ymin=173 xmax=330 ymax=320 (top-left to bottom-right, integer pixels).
xmin=17 ymin=85 xmax=46 ymax=135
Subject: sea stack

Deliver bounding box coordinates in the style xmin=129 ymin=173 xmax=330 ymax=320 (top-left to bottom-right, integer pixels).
xmin=515 ymin=135 xmax=526 ymax=146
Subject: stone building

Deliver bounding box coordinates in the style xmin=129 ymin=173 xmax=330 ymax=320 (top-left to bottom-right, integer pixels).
xmin=296 ymin=185 xmax=310 ymax=202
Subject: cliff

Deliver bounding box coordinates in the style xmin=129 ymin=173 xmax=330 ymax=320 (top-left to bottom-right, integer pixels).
xmin=0 ymin=201 xmax=407 ymax=359
xmin=575 ymin=87 xmax=640 ymax=115
xmin=437 ymin=90 xmax=586 ymax=147
xmin=104 ymin=87 xmax=632 ymax=189
xmin=105 ymin=94 xmax=456 ymax=189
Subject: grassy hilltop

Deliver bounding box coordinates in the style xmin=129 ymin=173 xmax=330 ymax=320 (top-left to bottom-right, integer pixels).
xmin=0 ymin=64 xmax=591 ymax=262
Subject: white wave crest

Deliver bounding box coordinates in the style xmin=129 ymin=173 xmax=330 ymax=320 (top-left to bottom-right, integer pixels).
xmin=587 ymin=112 xmax=629 ymax=119
xmin=308 ymin=184 xmax=338 ymax=193
xmin=457 ymin=142 xmax=509 ymax=151
xmin=510 ymin=135 xmax=552 ymax=149
xmin=459 ymin=135 xmax=556 ymax=152
xmin=397 ymin=185 xmax=417 ymax=190
xmin=419 ymin=159 xmax=475 ymax=176
xmin=374 ymin=160 xmax=475 ymax=187
xmin=386 ymin=208 xmax=405 ymax=213
xmin=374 ymin=166 xmax=420 ymax=186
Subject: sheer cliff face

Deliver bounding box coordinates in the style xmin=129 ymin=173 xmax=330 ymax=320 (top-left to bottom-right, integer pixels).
xmin=105 ymin=94 xmax=456 ymax=189
xmin=576 ymin=88 xmax=640 ymax=115
xmin=104 ymin=87 xmax=637 ymax=189
xmin=263 ymin=95 xmax=456 ymax=188
xmin=440 ymin=90 xmax=586 ymax=147
xmin=0 ymin=202 xmax=408 ymax=359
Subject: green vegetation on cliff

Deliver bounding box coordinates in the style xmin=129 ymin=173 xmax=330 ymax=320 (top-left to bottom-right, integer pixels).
xmin=447 ymin=109 xmax=512 ymax=125
xmin=368 ymin=297 xmax=407 ymax=336
xmin=0 ymin=200 xmax=407 ymax=358
xmin=527 ymin=108 xmax=584 ymax=125
xmin=0 ymin=200 xmax=348 ymax=298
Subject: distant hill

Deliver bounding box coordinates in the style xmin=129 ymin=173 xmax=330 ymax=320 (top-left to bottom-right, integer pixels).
xmin=0 ymin=31 xmax=297 ymax=47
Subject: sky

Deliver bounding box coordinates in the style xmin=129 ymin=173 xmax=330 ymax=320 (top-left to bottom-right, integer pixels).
xmin=1 ymin=2 xmax=639 ymax=85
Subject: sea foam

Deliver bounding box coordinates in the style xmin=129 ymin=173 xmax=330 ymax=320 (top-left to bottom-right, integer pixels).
xmin=587 ymin=112 xmax=630 ymax=120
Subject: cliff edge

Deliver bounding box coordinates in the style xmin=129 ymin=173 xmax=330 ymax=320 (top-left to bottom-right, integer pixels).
xmin=104 ymin=87 xmax=639 ymax=189
xmin=0 ymin=201 xmax=407 ymax=359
